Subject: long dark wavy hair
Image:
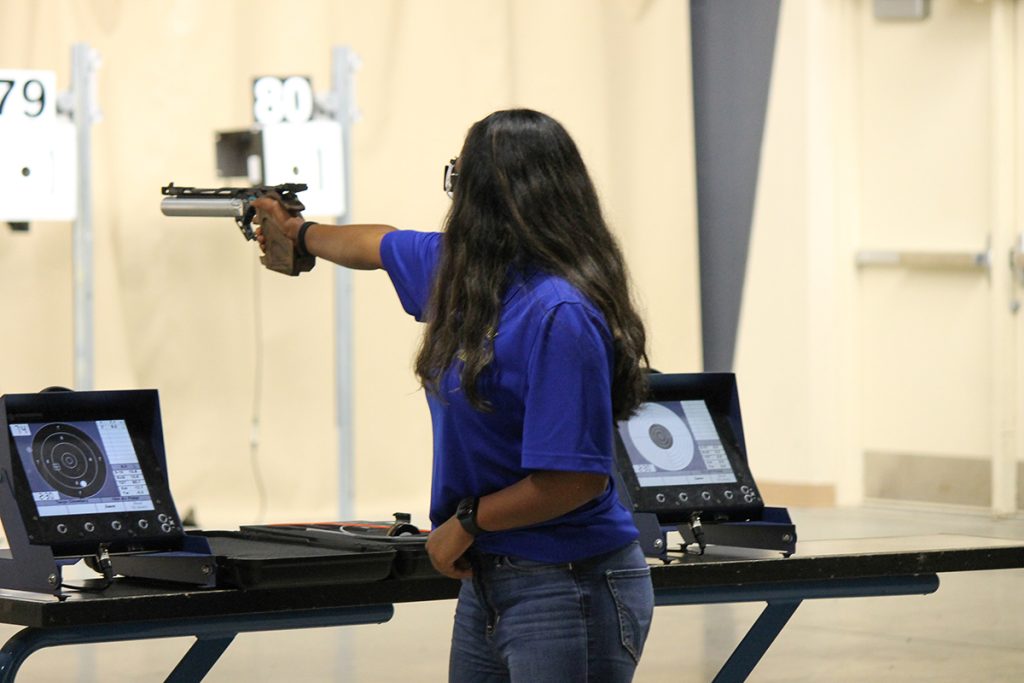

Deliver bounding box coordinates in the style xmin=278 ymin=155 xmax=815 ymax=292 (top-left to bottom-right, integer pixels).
xmin=414 ymin=109 xmax=648 ymax=420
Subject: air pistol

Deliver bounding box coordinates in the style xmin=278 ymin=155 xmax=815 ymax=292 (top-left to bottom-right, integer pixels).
xmin=160 ymin=183 xmax=315 ymax=276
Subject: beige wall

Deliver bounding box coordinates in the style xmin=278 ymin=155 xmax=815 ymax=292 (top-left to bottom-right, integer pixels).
xmin=0 ymin=0 xmax=701 ymax=527
xmin=737 ymin=0 xmax=1024 ymax=511
xmin=7 ymin=0 xmax=1012 ymax=527
xmin=736 ymin=0 xmax=856 ymax=501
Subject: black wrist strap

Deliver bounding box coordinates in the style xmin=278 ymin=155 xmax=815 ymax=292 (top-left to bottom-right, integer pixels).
xmin=296 ymin=221 xmax=317 ymax=257
xmin=456 ymin=496 xmax=485 ymax=537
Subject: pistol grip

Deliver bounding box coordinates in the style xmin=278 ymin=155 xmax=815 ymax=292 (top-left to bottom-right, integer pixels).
xmin=256 ymin=207 xmax=315 ymax=277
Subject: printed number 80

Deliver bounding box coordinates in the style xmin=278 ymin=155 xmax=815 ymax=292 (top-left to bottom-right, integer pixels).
xmin=252 ymin=76 xmax=314 ymax=125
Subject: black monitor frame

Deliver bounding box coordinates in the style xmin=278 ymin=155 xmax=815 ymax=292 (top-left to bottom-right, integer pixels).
xmin=613 ymin=373 xmax=764 ymax=524
xmin=0 ymin=389 xmax=185 ymax=557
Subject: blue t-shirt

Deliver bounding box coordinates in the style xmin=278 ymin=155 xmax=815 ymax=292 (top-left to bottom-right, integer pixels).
xmin=380 ymin=230 xmax=638 ymax=563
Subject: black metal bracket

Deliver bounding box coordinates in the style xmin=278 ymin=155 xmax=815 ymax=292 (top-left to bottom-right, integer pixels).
xmin=636 ymin=507 xmax=797 ymax=561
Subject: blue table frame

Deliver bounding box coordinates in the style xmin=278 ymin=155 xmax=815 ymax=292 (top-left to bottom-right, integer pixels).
xmin=0 ymin=605 xmax=394 ymax=682
xmin=0 ymin=534 xmax=1018 ymax=682
xmin=655 ymin=574 xmax=939 ymax=682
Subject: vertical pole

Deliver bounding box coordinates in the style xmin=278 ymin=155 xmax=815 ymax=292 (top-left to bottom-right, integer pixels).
xmin=1015 ymin=0 xmax=1024 ymax=517
xmin=329 ymin=46 xmax=359 ymax=683
xmin=71 ymin=43 xmax=99 ymax=392
xmin=331 ymin=46 xmax=358 ymax=519
xmin=836 ymin=0 xmax=866 ymax=506
xmin=70 ymin=47 xmax=101 ymax=682
xmin=990 ymin=0 xmax=1018 ymax=515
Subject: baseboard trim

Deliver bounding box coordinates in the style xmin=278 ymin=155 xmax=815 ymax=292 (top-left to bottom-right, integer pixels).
xmin=757 ymin=481 xmax=836 ymax=508
xmin=864 ymin=451 xmax=991 ymax=508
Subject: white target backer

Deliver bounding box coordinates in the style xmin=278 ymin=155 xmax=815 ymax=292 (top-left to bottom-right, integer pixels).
xmin=626 ymin=402 xmax=695 ymax=471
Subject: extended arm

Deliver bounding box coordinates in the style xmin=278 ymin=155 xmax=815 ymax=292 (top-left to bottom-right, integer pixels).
xmin=252 ymin=197 xmax=396 ymax=270
xmin=425 ymin=471 xmax=609 ymax=579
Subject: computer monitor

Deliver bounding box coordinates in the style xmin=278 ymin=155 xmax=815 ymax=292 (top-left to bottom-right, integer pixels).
xmin=614 ymin=374 xmax=764 ymax=523
xmin=1 ymin=390 xmax=184 ymax=555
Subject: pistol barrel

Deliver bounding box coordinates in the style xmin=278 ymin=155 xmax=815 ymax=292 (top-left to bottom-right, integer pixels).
xmin=160 ymin=196 xmax=245 ymax=218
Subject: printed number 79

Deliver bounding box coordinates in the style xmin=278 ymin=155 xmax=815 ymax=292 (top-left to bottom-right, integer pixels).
xmin=0 ymin=79 xmax=46 ymax=117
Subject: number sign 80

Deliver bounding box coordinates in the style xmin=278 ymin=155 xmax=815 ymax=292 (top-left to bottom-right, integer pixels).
xmin=252 ymin=76 xmax=314 ymax=125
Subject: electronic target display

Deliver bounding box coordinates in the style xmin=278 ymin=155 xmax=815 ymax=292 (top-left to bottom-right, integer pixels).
xmin=0 ymin=389 xmax=184 ymax=555
xmin=613 ymin=374 xmax=764 ymax=523
xmin=621 ymin=401 xmax=738 ymax=488
xmin=8 ymin=420 xmax=155 ymax=517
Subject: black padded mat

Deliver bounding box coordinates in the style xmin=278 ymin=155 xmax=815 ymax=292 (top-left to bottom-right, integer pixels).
xmin=196 ymin=531 xmax=397 ymax=589
xmin=239 ymin=524 xmax=437 ymax=579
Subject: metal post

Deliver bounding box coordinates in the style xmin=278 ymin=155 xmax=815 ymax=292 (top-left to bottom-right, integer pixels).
xmin=331 ymin=46 xmax=359 ymax=519
xmin=990 ymin=0 xmax=1018 ymax=516
xmin=70 ymin=44 xmax=100 ymax=391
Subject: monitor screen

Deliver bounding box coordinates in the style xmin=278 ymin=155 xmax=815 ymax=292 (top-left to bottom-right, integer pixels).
xmin=617 ymin=399 xmax=738 ymax=487
xmin=8 ymin=419 xmax=155 ymax=517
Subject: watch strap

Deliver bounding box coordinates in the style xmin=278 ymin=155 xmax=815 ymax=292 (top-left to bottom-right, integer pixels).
xmin=456 ymin=496 xmax=485 ymax=537
xmin=296 ymin=221 xmax=317 ymax=257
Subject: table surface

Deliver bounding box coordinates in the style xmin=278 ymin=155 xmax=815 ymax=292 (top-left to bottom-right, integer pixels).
xmin=0 ymin=534 xmax=1021 ymax=629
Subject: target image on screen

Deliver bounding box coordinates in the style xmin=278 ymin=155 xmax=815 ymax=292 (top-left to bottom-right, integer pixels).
xmin=617 ymin=400 xmax=738 ymax=487
xmin=7 ymin=419 xmax=155 ymax=517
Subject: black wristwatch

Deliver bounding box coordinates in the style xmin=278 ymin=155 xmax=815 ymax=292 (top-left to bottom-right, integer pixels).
xmin=456 ymin=496 xmax=486 ymax=537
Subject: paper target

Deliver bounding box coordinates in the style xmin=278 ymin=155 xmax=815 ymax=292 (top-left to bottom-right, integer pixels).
xmin=31 ymin=423 xmax=107 ymax=498
xmin=626 ymin=403 xmax=695 ymax=471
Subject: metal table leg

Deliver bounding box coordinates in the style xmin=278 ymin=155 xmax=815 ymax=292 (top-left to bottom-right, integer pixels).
xmin=712 ymin=600 xmax=800 ymax=683
xmin=0 ymin=604 xmax=394 ymax=682
xmin=165 ymin=635 xmax=236 ymax=683
xmin=655 ymin=574 xmax=940 ymax=683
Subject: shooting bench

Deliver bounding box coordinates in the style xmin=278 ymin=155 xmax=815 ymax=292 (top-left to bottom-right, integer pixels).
xmin=0 ymin=533 xmax=1019 ymax=682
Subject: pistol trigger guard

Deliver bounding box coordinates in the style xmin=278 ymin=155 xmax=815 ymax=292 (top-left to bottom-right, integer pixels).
xmin=239 ymin=206 xmax=257 ymax=241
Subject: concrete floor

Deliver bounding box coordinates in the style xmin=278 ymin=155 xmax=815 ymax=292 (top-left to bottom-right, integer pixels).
xmin=4 ymin=504 xmax=1024 ymax=682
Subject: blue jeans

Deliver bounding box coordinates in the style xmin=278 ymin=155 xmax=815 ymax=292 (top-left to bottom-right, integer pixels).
xmin=449 ymin=541 xmax=654 ymax=683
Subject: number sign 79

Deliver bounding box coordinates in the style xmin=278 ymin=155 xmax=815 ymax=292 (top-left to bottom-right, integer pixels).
xmin=0 ymin=70 xmax=56 ymax=120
